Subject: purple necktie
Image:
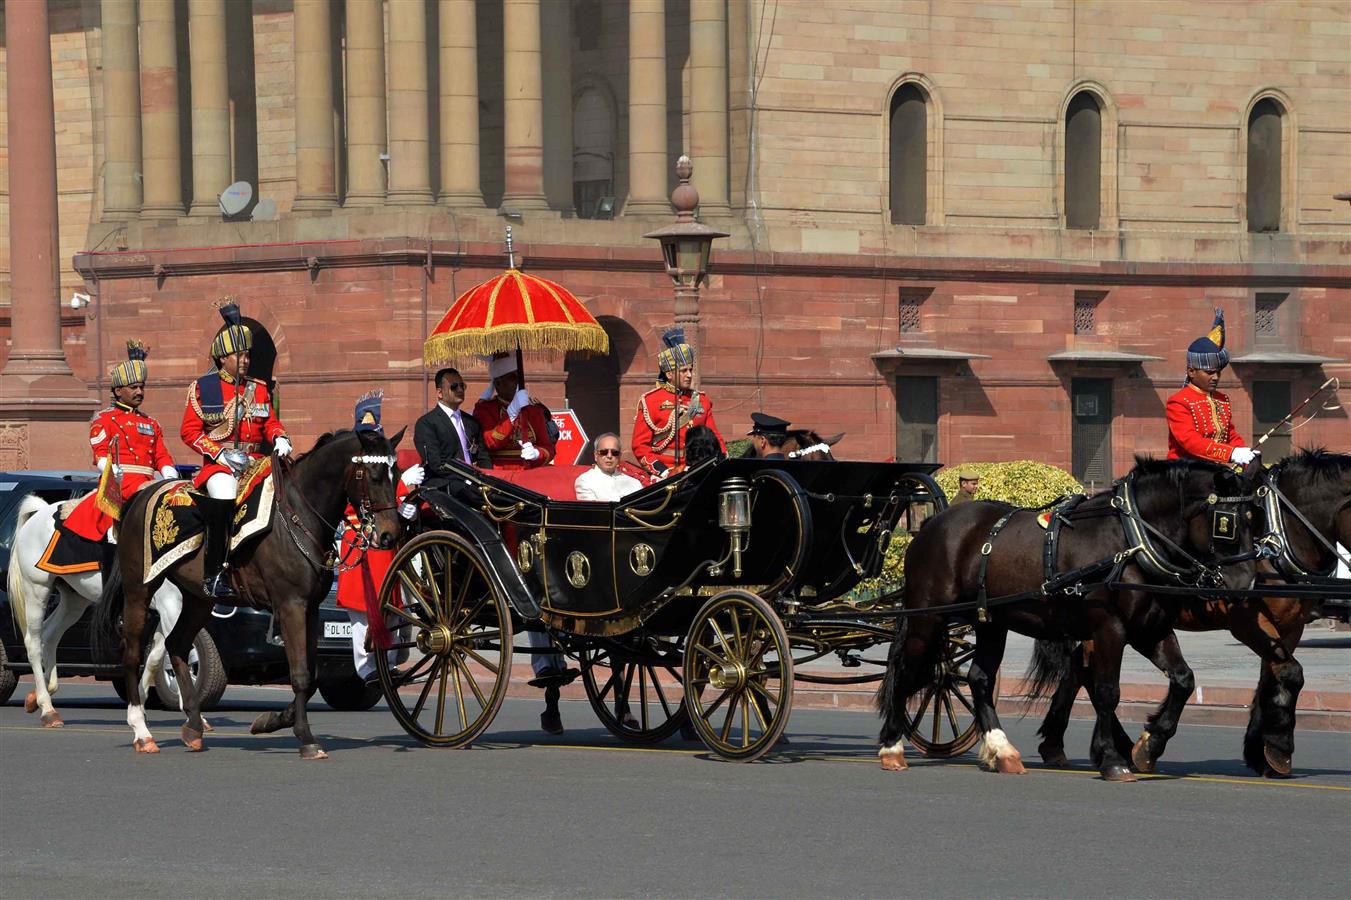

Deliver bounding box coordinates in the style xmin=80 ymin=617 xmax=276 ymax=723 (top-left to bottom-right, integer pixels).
xmin=452 ymin=410 xmax=471 ymax=464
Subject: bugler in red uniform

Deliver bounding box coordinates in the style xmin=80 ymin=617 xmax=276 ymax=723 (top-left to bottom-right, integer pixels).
xmin=1166 ymin=383 xmax=1247 ymax=463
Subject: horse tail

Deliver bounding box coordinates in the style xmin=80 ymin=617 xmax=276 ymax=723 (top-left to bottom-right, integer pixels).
xmin=875 ymin=615 xmax=908 ymax=714
xmin=90 ymin=550 xmax=125 ymax=663
xmin=8 ymin=495 xmax=51 ymax=637
xmin=1023 ymin=639 xmax=1078 ymax=708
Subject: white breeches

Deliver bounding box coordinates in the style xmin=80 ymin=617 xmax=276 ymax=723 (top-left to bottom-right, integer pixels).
xmin=528 ymin=630 xmax=563 ymax=676
xmin=346 ymin=610 xmax=401 ymax=680
xmin=205 ymin=472 xmax=238 ymax=500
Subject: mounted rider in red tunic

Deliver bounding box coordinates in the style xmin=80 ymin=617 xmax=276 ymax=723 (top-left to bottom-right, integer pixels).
xmin=632 ymin=327 xmax=726 ymax=477
xmin=1166 ymin=309 xmax=1256 ymax=467
xmin=474 ymin=352 xmax=557 ymax=470
xmin=180 ymin=301 xmax=293 ymax=598
xmin=60 ymin=341 xmax=179 ymax=549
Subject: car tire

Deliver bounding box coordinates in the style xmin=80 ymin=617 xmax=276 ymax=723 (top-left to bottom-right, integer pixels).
xmin=318 ymin=673 xmax=382 ymax=711
xmin=152 ymin=630 xmax=228 ymax=712
xmin=0 ymin=642 xmax=18 ymax=704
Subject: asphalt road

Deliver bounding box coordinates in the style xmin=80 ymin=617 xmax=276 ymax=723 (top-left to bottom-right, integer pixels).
xmin=2 ymin=685 xmax=1348 ymax=899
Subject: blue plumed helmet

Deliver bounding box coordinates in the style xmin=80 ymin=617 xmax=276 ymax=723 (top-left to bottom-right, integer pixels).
xmin=1185 ymin=309 xmax=1229 ymax=371
xmin=353 ymin=389 xmax=384 ymax=433
xmin=657 ymin=327 xmax=695 ymax=375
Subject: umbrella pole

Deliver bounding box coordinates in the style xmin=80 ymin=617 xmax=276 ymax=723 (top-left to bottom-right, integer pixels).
xmin=516 ymin=346 xmax=526 ymax=390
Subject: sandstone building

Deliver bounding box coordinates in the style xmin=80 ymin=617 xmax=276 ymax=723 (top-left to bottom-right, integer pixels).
xmin=1 ymin=0 xmax=1348 ymax=482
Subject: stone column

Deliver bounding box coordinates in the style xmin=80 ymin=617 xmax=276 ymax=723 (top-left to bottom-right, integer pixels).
xmin=188 ymin=0 xmax=231 ymax=216
xmin=292 ymin=0 xmax=338 ymax=209
xmin=501 ymin=0 xmax=548 ymax=210
xmin=101 ymin=0 xmax=142 ymax=220
xmin=387 ymin=0 xmax=434 ymax=205
xmin=1 ymin=0 xmax=95 ymax=468
xmin=345 ymin=0 xmax=387 ymax=206
xmin=626 ymin=0 xmax=668 ymax=215
xmin=138 ymin=0 xmax=183 ymax=219
xmin=438 ymin=0 xmax=482 ymax=206
xmin=689 ymin=0 xmax=729 ymax=216
xmin=540 ymin=0 xmax=573 ymax=213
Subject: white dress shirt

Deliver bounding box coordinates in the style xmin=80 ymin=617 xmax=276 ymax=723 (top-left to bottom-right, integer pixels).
xmin=438 ymin=402 xmax=472 ymax=464
xmin=574 ymin=465 xmax=643 ymax=502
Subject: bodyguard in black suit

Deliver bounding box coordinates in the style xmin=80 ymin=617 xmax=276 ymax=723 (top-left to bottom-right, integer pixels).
xmin=415 ymin=368 xmax=492 ymax=490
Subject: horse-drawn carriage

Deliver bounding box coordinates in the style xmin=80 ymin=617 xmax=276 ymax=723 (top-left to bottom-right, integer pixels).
xmin=370 ymin=457 xmax=952 ymax=762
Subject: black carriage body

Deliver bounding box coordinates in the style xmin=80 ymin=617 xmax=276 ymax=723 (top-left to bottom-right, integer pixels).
xmin=449 ymin=458 xmax=941 ymax=637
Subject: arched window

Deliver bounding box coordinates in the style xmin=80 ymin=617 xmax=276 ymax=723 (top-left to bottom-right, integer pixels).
xmin=1064 ymin=91 xmax=1102 ymax=230
xmin=1247 ymin=98 xmax=1283 ymax=233
xmin=573 ymin=85 xmax=616 ymax=219
xmin=889 ymin=84 xmax=927 ymax=225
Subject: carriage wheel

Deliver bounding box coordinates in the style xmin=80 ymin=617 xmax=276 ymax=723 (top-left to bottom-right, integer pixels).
xmin=580 ymin=636 xmax=689 ymax=744
xmin=899 ymin=623 xmax=995 ymax=758
xmin=683 ymin=590 xmax=794 ymax=762
xmin=376 ymin=531 xmax=513 ymax=748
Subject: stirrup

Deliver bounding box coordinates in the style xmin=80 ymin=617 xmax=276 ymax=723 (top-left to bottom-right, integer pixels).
xmin=203 ymin=571 xmax=236 ymax=600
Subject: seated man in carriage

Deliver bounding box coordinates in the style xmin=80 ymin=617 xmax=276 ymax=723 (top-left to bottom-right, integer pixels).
xmin=632 ymin=328 xmax=725 ymax=477
xmin=1166 ymin=310 xmax=1256 ymax=467
xmin=181 ymin=301 xmax=293 ymax=599
xmin=47 ymin=340 xmax=180 ymax=573
xmin=474 ymin=353 xmax=557 ymax=470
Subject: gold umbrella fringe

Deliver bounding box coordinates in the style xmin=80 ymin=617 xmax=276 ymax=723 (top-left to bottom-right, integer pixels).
xmin=423 ymin=322 xmax=611 ymax=368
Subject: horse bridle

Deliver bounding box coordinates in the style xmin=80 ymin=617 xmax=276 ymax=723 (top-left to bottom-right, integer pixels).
xmin=273 ymin=452 xmax=401 ymax=573
xmin=1258 ymin=462 xmax=1351 ymax=579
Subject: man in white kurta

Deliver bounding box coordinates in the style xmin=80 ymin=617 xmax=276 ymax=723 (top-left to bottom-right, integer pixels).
xmin=575 ymin=432 xmax=644 ymax=501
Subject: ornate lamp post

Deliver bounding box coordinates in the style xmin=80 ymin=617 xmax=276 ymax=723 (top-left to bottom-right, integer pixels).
xmin=644 ymin=155 xmax=729 ymax=397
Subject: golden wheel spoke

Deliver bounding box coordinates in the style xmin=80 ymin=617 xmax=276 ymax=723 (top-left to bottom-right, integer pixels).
xmin=647 ymin=666 xmax=675 ymax=718
xmin=951 ymin=686 xmax=976 ymax=716
xmin=930 ymin=688 xmax=942 ymax=743
xmin=746 ymin=690 xmax=769 ymax=732
xmin=728 ymin=607 xmax=745 ymax=653
xmin=747 ymin=678 xmax=778 ymax=713
xmin=636 ymin=665 xmax=649 ymax=731
xmin=693 ymin=643 xmax=726 ymax=667
xmin=410 ymin=657 xmax=442 ymax=720
xmin=395 ymin=652 xmax=439 ymax=688
xmin=942 ymin=690 xmax=961 ymax=738
xmin=434 ymin=654 xmax=451 ymax=735
xmin=701 ymin=686 xmax=734 ymax=721
xmin=384 ymin=604 xmax=429 ymax=630
xmin=448 ymin=652 xmax=468 ymax=733
xmin=454 ymin=594 xmax=490 ymax=630
xmin=452 ymin=650 xmax=491 ymax=709
xmin=909 ymin=685 xmax=936 ymax=726
xmin=397 ymin=570 xmax=436 ymax=621
xmin=459 ymin=642 xmax=501 ymax=676
xmin=740 ymin=694 xmax=751 ymax=747
xmin=709 ymin=619 xmax=736 ymax=661
xmin=720 ymin=695 xmax=739 ymax=744
xmin=419 ymin=550 xmax=443 ymax=610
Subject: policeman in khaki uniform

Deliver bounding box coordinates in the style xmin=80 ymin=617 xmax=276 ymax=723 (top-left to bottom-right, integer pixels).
xmin=1166 ymin=310 xmax=1256 ymax=467
xmin=180 ymin=302 xmax=292 ymax=598
xmin=61 ymin=340 xmax=179 ymax=548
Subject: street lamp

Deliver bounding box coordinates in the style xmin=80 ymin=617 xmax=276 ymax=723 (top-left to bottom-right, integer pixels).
xmin=644 ymin=155 xmax=729 ymax=398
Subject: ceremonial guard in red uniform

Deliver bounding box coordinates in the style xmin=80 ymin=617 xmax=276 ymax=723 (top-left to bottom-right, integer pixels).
xmin=61 ymin=341 xmax=179 ymax=545
xmin=473 ymin=353 xmax=556 ymax=470
xmin=334 ymin=391 xmax=424 ymax=686
xmin=180 ymin=301 xmax=293 ymax=598
xmin=1166 ymin=310 xmax=1256 ymax=466
xmin=632 ymin=328 xmax=725 ymax=476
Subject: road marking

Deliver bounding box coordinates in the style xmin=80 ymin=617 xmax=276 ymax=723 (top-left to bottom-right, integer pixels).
xmin=5 ymin=723 xmax=1348 ymax=792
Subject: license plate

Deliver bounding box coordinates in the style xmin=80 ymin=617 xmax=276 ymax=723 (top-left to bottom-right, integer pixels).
xmin=324 ymin=621 xmax=352 ymax=639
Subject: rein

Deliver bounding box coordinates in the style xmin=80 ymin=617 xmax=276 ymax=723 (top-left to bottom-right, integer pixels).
xmin=272 ymin=447 xmax=399 ymax=573
xmin=1261 ymin=464 xmax=1351 ymax=579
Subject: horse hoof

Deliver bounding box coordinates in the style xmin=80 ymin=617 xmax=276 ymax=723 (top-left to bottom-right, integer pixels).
xmin=181 ymin=725 xmax=204 ymax=752
xmin=1130 ymin=732 xmax=1156 ymax=774
xmin=40 ymin=711 xmax=64 ymax=728
xmin=1038 ymin=745 xmax=1070 ymax=768
xmin=250 ymin=712 xmax=274 ymax=735
xmin=1102 ymin=764 xmax=1137 ymax=783
xmin=995 ymin=752 xmax=1026 ymax=775
xmin=1263 ymin=745 xmax=1293 ymax=777
xmin=24 ymin=690 xmax=38 ymax=714
xmin=202 ymin=718 xmax=215 ymax=733
xmin=299 ymin=744 xmax=329 ymax=760
xmin=878 ymin=744 xmax=909 ymax=771
xmin=134 ymin=737 xmax=160 ymax=754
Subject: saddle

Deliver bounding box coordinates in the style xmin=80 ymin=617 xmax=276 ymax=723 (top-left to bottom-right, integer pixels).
xmin=139 ymin=459 xmax=276 ymax=583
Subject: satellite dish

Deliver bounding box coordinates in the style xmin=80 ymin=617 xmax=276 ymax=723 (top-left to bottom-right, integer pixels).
xmin=251 ymin=198 xmax=278 ymax=222
xmin=218 ymin=181 xmax=253 ymax=217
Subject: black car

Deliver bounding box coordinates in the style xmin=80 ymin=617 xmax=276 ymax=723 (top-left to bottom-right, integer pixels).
xmin=0 ymin=471 xmax=381 ymax=712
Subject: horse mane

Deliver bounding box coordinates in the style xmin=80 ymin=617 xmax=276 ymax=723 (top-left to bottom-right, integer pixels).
xmin=1284 ymin=446 xmax=1351 ymax=482
xmin=1130 ymin=454 xmax=1230 ymax=491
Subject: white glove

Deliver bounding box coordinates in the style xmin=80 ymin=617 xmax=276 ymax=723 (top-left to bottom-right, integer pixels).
xmin=274 ymin=436 xmax=293 ymax=458
xmin=1230 ymin=446 xmax=1257 ymax=466
xmin=519 ymin=441 xmax=541 ymax=462
xmin=97 ymin=457 xmax=109 ymax=472
xmin=158 ymin=465 xmax=178 ymax=480
xmin=400 ymin=463 xmax=425 ymax=487
xmin=507 ymin=387 xmax=530 ymax=421
xmin=111 ymin=464 xmax=124 ymax=480
xmin=399 ymin=502 xmax=418 ymax=521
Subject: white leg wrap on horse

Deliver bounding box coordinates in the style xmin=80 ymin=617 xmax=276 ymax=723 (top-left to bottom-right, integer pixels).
xmin=978 ymin=729 xmax=1012 ymax=770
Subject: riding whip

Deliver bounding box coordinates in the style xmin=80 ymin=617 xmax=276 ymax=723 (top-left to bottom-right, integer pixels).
xmin=1254 ymin=377 xmax=1340 ymax=447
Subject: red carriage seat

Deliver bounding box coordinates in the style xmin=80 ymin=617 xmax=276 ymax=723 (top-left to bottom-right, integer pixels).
xmin=490 ymin=461 xmax=651 ymax=502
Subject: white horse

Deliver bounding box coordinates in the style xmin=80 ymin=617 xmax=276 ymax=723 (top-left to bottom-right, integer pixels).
xmin=7 ymin=493 xmax=192 ymax=751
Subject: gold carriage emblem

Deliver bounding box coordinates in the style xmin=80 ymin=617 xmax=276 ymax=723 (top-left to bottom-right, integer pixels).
xmin=517 ymin=539 xmax=535 ymax=572
xmin=1212 ymin=509 xmax=1238 ymax=542
xmin=629 ymin=542 xmax=655 ymax=576
xmin=565 ymin=551 xmax=591 ymax=588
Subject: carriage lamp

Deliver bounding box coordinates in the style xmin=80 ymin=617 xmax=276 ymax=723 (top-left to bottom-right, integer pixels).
xmin=718 ymin=477 xmax=752 ymax=578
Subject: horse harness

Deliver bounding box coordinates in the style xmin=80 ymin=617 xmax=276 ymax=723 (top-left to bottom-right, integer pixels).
xmin=1257 ymin=462 xmax=1351 ymax=581
xmin=272 ymin=452 xmax=400 ymax=574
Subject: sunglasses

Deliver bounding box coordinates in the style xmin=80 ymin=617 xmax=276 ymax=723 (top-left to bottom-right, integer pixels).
xmin=596 ymin=448 xmax=621 ymax=458
xmin=445 ymin=382 xmax=465 ymax=391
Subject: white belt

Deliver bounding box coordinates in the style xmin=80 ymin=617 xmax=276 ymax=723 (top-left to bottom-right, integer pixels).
xmin=120 ymin=464 xmax=155 ymax=476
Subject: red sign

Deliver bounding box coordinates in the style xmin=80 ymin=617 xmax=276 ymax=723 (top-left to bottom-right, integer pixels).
xmin=551 ymin=409 xmax=590 ymax=465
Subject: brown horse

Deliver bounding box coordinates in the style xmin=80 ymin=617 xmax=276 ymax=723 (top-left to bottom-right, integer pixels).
xmin=1033 ymin=448 xmax=1351 ymax=777
xmin=93 ymin=428 xmax=406 ymax=758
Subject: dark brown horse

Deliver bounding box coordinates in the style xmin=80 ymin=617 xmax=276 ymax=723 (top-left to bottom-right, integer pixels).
xmin=1033 ymin=448 xmax=1351 ymax=777
xmin=876 ymin=458 xmax=1261 ymax=781
xmin=94 ymin=428 xmax=406 ymax=758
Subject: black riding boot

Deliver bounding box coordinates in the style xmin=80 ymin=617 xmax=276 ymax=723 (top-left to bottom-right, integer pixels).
xmin=199 ymin=496 xmax=237 ymax=600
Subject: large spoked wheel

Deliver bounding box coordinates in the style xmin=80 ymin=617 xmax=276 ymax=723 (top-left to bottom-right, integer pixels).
xmin=900 ymin=623 xmax=994 ymax=758
xmin=581 ymin=635 xmax=688 ymax=744
xmin=683 ymin=590 xmax=794 ymax=762
xmin=376 ymin=531 xmax=514 ymax=748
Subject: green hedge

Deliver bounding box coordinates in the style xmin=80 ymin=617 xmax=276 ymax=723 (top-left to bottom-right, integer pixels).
xmin=854 ymin=460 xmax=1084 ymax=598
